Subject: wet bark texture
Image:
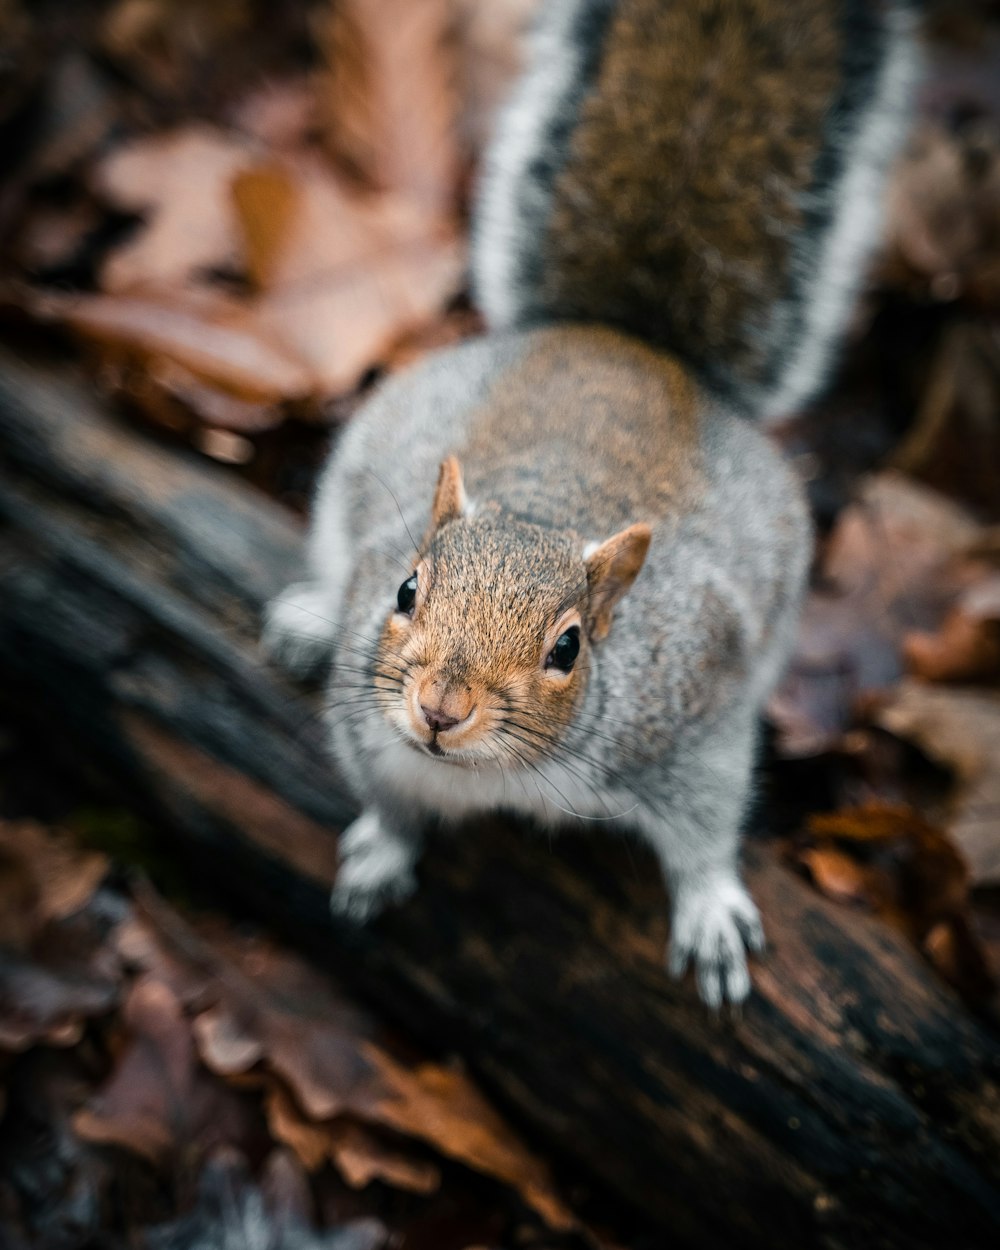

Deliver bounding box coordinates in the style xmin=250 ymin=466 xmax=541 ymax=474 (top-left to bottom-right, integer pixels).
xmin=2 ymin=353 xmax=999 ymax=1250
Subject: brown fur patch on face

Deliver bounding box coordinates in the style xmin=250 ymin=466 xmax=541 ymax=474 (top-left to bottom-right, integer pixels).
xmin=373 ymin=512 xmax=592 ymax=767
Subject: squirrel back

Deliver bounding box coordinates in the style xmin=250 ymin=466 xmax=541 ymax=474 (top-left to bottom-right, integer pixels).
xmin=474 ymin=0 xmax=918 ymax=418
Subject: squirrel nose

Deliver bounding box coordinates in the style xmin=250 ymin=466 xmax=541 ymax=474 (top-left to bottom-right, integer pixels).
xmin=420 ymin=703 xmax=464 ymax=733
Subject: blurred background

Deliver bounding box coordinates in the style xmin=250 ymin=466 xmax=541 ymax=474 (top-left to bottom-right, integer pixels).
xmin=1 ymin=1 xmax=1000 ymax=1248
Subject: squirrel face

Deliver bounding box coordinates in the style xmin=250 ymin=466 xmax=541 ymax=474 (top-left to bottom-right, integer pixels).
xmin=369 ymin=457 xmax=650 ymax=770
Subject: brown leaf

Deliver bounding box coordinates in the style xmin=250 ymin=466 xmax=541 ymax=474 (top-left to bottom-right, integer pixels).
xmin=882 ymin=119 xmax=1000 ymax=308
xmin=923 ymin=916 xmax=997 ymax=1002
xmin=0 ymin=821 xmax=108 ymax=931
xmin=0 ymin=824 xmax=118 ymax=1052
xmin=73 ymin=975 xmax=257 ymax=1166
xmin=130 ymin=892 xmax=574 ymax=1231
xmin=796 ymin=846 xmax=874 ymax=906
xmin=93 ymin=126 xmax=260 ymax=293
xmin=904 ymin=574 xmax=1000 ymax=684
xmin=315 ymin=0 xmax=459 ymax=217
xmin=100 ymin=0 xmax=253 ymax=99
xmin=806 ymin=801 xmax=970 ymax=929
xmin=0 ymin=942 xmax=119 ymax=1053
xmin=330 ymin=1119 xmax=440 ymax=1196
xmin=55 ymin=290 xmax=315 ymax=402
xmin=361 ymin=1053 xmax=575 ymax=1232
xmin=231 ymin=156 xmax=465 ymax=396
xmin=79 ymin=139 xmax=464 ymax=405
xmin=869 ymin=682 xmax=1000 ymax=886
xmin=230 ymin=165 xmax=299 ymax=289
xmin=795 ymin=801 xmax=996 ymax=1000
xmin=149 ymin=359 xmax=282 ymax=433
xmin=227 ymin=78 xmax=317 ymax=151
xmin=890 ymin=318 xmax=1000 ymax=523
xmin=265 ymin=1084 xmax=440 ymax=1195
xmin=770 ymin=472 xmax=986 ymax=756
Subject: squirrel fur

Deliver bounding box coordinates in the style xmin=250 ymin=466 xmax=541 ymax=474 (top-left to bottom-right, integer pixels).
xmin=264 ymin=0 xmax=919 ymax=1007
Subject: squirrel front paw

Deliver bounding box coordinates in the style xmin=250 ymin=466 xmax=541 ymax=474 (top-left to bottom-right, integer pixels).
xmin=668 ymin=876 xmax=765 ymax=1009
xmin=329 ymin=810 xmax=418 ymax=924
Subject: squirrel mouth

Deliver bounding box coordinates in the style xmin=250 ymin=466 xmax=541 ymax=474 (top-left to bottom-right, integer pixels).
xmin=407 ymin=735 xmax=468 ymax=766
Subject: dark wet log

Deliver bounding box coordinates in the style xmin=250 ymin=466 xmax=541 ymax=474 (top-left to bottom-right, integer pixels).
xmin=1 ymin=352 xmax=999 ymax=1250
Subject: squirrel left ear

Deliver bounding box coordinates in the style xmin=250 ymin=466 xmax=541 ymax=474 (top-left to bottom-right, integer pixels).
xmin=430 ymin=455 xmax=469 ymax=531
xmin=585 ymin=523 xmax=652 ymax=640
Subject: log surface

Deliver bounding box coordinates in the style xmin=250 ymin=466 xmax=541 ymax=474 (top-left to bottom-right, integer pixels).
xmin=2 ymin=353 xmax=999 ymax=1250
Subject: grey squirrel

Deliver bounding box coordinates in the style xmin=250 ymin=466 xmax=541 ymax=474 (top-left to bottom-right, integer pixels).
xmin=264 ymin=0 xmax=919 ymax=1006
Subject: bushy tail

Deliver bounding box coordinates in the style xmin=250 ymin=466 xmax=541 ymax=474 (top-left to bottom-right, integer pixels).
xmin=473 ymin=0 xmax=919 ymax=419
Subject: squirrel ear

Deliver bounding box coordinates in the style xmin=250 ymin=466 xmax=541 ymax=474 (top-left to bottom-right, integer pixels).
xmin=585 ymin=523 xmax=651 ymax=641
xmin=430 ymin=455 xmax=469 ymax=531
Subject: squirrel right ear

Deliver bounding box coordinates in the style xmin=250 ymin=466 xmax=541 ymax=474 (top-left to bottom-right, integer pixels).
xmin=429 ymin=455 xmax=469 ymax=531
xmin=585 ymin=523 xmax=651 ymax=641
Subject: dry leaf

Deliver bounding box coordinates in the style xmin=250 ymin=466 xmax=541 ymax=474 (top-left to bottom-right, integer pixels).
xmin=795 ymin=801 xmax=996 ymax=1000
xmin=265 ymin=1084 xmax=440 ymax=1195
xmin=315 ymin=0 xmax=459 ymax=216
xmin=883 ymin=119 xmax=1000 ymax=308
xmin=796 ymin=846 xmax=873 ymax=905
xmin=56 ymin=290 xmax=315 ymax=401
xmin=0 ymin=943 xmax=120 ymax=1053
xmin=890 ymin=318 xmax=1000 ymax=523
xmin=227 ymin=77 xmax=317 ymax=150
xmin=362 ymin=1053 xmax=575 ymax=1233
xmin=93 ymin=126 xmax=259 ymax=292
xmin=100 ymin=0 xmax=252 ymax=101
xmin=0 ymin=824 xmax=118 ymax=1052
xmin=73 ymin=975 xmax=257 ymax=1165
xmin=905 ymin=574 xmax=1000 ymax=683
xmin=128 ymin=898 xmax=574 ymax=1232
xmin=330 ymin=1119 xmax=440 ymax=1196
xmin=869 ymin=682 xmax=1000 ymax=887
xmin=231 ymin=155 xmax=465 ymax=396
xmin=771 ymin=472 xmax=986 ymax=756
xmin=230 ymin=165 xmax=299 ymax=289
xmin=150 ymin=359 xmax=281 ymax=433
xmin=0 ymin=821 xmax=107 ymax=929
xmin=79 ymin=135 xmax=464 ymax=405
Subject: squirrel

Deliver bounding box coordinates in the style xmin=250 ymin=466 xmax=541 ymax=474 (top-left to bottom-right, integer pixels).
xmin=264 ymin=0 xmax=919 ymax=1006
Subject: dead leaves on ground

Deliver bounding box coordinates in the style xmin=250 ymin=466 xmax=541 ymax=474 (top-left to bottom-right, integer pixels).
xmin=0 ymin=821 xmax=579 ymax=1248
xmin=869 ymin=682 xmax=1000 ymax=888
xmin=29 ymin=126 xmax=464 ymax=433
xmin=773 ymin=87 xmax=1000 ymax=1005
xmin=0 ymin=0 xmax=501 ymax=450
xmin=0 ymin=822 xmax=118 ymax=1052
xmin=791 ymin=802 xmax=996 ymax=1002
xmin=771 ymin=469 xmax=1000 ymax=1006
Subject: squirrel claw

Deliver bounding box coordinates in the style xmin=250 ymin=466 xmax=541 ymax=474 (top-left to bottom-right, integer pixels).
xmin=668 ymin=878 xmax=764 ymax=1009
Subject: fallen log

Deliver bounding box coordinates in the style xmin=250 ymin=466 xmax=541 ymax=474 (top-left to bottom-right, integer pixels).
xmin=1 ymin=351 xmax=999 ymax=1250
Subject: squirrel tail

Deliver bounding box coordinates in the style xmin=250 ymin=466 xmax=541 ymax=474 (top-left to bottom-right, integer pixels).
xmin=472 ymin=0 xmax=920 ymax=419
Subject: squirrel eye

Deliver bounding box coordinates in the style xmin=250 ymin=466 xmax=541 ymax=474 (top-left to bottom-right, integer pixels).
xmin=546 ymin=626 xmax=580 ymax=673
xmin=396 ymin=574 xmax=418 ymax=616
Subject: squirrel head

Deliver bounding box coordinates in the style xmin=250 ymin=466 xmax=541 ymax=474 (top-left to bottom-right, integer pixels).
xmin=371 ymin=456 xmax=650 ymax=767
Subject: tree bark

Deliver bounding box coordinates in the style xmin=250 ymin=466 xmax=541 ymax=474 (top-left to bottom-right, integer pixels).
xmin=1 ymin=352 xmax=999 ymax=1250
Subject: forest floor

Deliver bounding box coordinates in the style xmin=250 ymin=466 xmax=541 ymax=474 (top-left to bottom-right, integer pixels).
xmin=2 ymin=2 xmax=1000 ymax=1248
